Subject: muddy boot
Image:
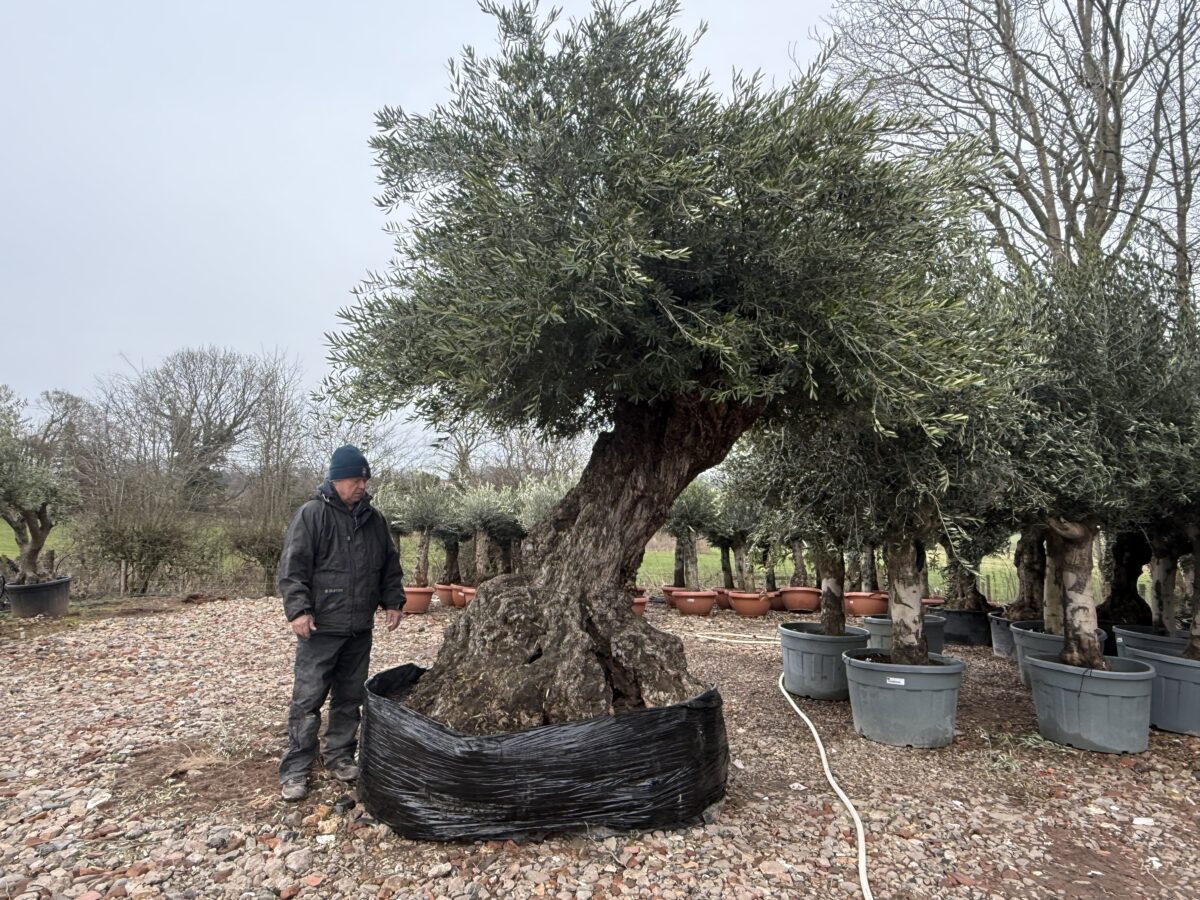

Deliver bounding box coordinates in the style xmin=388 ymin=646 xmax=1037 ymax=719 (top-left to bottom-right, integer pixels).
xmin=280 ymin=778 xmax=308 ymax=802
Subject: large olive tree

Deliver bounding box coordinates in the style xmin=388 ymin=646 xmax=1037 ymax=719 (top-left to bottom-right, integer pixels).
xmin=332 ymin=0 xmax=1008 ymax=731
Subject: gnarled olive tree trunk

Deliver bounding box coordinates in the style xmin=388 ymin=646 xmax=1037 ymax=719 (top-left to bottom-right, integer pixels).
xmin=788 ymin=540 xmax=809 ymax=587
xmin=732 ymin=541 xmax=752 ymax=590
xmin=1046 ymin=519 xmax=1105 ymax=669
xmin=861 ymin=543 xmax=880 ymax=592
xmin=719 ymin=544 xmax=735 ymax=589
xmin=1186 ymin=526 xmax=1200 ymax=660
xmin=405 ymin=396 xmax=762 ymax=733
xmin=1 ymin=504 xmax=53 ymax=582
xmin=413 ymin=528 xmax=432 ymax=587
xmin=937 ymin=536 xmax=989 ymax=611
xmin=438 ymin=539 xmax=461 ymax=586
xmin=813 ymin=542 xmax=845 ymax=636
xmin=762 ymin=545 xmax=777 ymax=592
xmin=884 ymin=537 xmax=928 ymax=665
xmin=845 ymin=549 xmax=863 ymax=592
xmin=1008 ymin=525 xmax=1045 ymax=622
xmin=1096 ymin=530 xmax=1152 ymax=626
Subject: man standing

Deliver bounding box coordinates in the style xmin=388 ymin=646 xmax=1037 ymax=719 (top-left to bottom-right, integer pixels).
xmin=277 ymin=445 xmax=406 ymax=801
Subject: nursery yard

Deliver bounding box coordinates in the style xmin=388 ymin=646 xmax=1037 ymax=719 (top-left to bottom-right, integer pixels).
xmin=1 ymin=598 xmax=1197 ymax=900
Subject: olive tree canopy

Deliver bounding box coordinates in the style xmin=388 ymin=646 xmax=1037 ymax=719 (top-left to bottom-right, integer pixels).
xmin=330 ymin=0 xmax=1017 ymax=733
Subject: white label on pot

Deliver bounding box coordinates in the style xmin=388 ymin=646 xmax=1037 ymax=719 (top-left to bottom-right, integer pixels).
xmin=886 ymin=677 xmax=906 ymax=686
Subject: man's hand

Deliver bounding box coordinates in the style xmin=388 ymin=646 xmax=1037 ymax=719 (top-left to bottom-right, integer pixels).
xmin=290 ymin=614 xmax=316 ymax=639
xmin=385 ymin=608 xmax=402 ymax=632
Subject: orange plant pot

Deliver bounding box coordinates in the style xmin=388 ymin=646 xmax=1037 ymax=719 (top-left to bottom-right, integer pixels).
xmin=434 ymin=583 xmax=454 ymax=604
xmin=779 ymin=586 xmax=821 ymax=612
xmin=767 ymin=591 xmax=786 ymax=612
xmin=631 ymin=596 xmax=648 ymax=616
xmin=449 ymin=585 xmax=468 ymax=609
xmin=403 ymin=587 xmax=434 ymax=614
xmin=728 ymin=592 xmax=770 ymax=618
xmin=674 ymin=591 xmax=717 ymax=616
xmin=844 ymin=591 xmax=889 ymax=616
xmin=712 ymin=588 xmax=732 ymax=610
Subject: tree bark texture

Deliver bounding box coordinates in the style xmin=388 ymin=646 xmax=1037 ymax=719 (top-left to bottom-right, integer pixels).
xmin=789 ymin=540 xmax=809 ymax=587
xmin=2 ymin=503 xmax=52 ymax=581
xmin=684 ymin=532 xmax=700 ymax=590
xmin=732 ymin=542 xmax=751 ymax=590
xmin=763 ymin=546 xmax=776 ymax=592
xmin=1008 ymin=525 xmax=1046 ymax=622
xmin=862 ymin=544 xmax=879 ymax=592
xmin=672 ymin=538 xmax=686 ymax=588
xmin=413 ymin=529 xmax=431 ymax=587
xmin=1186 ymin=527 xmax=1200 ymax=660
xmin=1042 ymin=538 xmax=1065 ymax=636
xmin=885 ymin=537 xmax=927 ymax=665
xmin=1149 ymin=552 xmax=1181 ymax=636
xmin=1047 ymin=519 xmax=1106 ymax=669
xmin=814 ymin=543 xmax=846 ymax=637
xmin=440 ymin=540 xmax=461 ymax=586
xmin=845 ymin=550 xmax=862 ymax=592
xmin=405 ymin=395 xmax=764 ymax=733
xmin=1097 ymin=530 xmax=1152 ymax=625
xmin=719 ymin=545 xmax=734 ymax=590
xmin=938 ymin=537 xmax=990 ymax=611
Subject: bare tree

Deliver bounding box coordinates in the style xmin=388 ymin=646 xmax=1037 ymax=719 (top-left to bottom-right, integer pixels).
xmin=827 ymin=0 xmax=1200 ymax=293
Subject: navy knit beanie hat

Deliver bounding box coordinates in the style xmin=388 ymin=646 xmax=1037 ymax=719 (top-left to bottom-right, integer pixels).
xmin=328 ymin=445 xmax=371 ymax=481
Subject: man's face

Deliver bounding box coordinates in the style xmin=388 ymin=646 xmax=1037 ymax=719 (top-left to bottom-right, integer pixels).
xmin=332 ymin=477 xmax=368 ymax=507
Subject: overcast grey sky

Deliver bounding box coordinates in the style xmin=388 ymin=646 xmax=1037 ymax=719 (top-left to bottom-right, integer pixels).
xmin=1 ymin=1 xmax=833 ymax=402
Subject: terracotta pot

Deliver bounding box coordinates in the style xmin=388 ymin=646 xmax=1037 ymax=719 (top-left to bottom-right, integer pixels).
xmin=780 ymin=586 xmax=821 ymax=612
xmin=449 ymin=585 xmax=468 ymax=609
xmin=661 ymin=586 xmax=687 ymax=609
xmin=403 ymin=587 xmax=434 ymax=614
xmin=674 ymin=591 xmax=717 ymax=616
xmin=844 ymin=591 xmax=889 ymax=616
xmin=767 ymin=591 xmax=785 ymax=612
xmin=461 ymin=587 xmax=477 ymax=607
xmin=921 ymin=596 xmax=945 ymax=611
xmin=729 ymin=592 xmax=770 ymax=618
xmin=631 ymin=596 xmax=648 ymax=616
xmin=433 ymin=583 xmax=454 ymax=604
xmin=712 ymin=588 xmax=732 ymax=610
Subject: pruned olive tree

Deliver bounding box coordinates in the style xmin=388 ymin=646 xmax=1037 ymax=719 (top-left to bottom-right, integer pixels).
xmin=331 ymin=0 xmax=1010 ymax=731
xmin=1018 ymin=251 xmax=1200 ymax=667
xmin=0 ymin=387 xmax=78 ymax=584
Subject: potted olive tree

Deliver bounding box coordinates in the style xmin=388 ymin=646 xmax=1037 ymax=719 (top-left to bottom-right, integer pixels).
xmin=0 ymin=387 xmax=77 ymax=617
xmin=1015 ymin=255 xmax=1196 ymax=753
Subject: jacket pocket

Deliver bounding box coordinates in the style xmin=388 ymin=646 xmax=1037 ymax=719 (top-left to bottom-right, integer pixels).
xmin=312 ymin=574 xmax=350 ymax=627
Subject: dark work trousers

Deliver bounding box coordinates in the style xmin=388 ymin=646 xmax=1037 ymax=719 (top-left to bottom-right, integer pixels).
xmin=279 ymin=629 xmax=373 ymax=783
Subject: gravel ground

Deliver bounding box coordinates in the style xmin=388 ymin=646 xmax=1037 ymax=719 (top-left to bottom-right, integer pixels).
xmin=1 ymin=597 xmax=1197 ymax=899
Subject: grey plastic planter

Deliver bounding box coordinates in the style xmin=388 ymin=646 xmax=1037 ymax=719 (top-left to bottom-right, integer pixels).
xmin=843 ymin=648 xmax=966 ymax=748
xmin=778 ymin=623 xmax=870 ymax=701
xmin=1113 ymin=626 xmax=1188 ymax=659
xmin=5 ymin=576 xmax=71 ymax=618
xmin=1026 ymin=653 xmax=1154 ymax=753
xmin=988 ymin=611 xmax=1017 ymax=659
xmin=1123 ymin=646 xmax=1200 ymax=736
xmin=1011 ymin=621 xmax=1108 ymax=688
xmin=863 ymin=615 xmax=945 ymax=655
xmin=939 ymin=608 xmax=993 ymax=646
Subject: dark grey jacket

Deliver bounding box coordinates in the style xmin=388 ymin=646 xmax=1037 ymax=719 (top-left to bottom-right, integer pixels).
xmin=278 ymin=481 xmax=406 ymax=634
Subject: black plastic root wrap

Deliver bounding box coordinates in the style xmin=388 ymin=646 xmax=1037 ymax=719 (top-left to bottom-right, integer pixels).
xmin=359 ymin=665 xmax=729 ymax=841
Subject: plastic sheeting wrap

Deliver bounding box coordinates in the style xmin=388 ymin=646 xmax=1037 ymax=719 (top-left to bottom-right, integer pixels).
xmin=359 ymin=664 xmax=729 ymax=841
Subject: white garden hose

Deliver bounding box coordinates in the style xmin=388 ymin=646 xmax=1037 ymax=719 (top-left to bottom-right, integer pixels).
xmin=777 ymin=674 xmax=874 ymax=900
xmin=695 ymin=631 xmax=873 ymax=898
